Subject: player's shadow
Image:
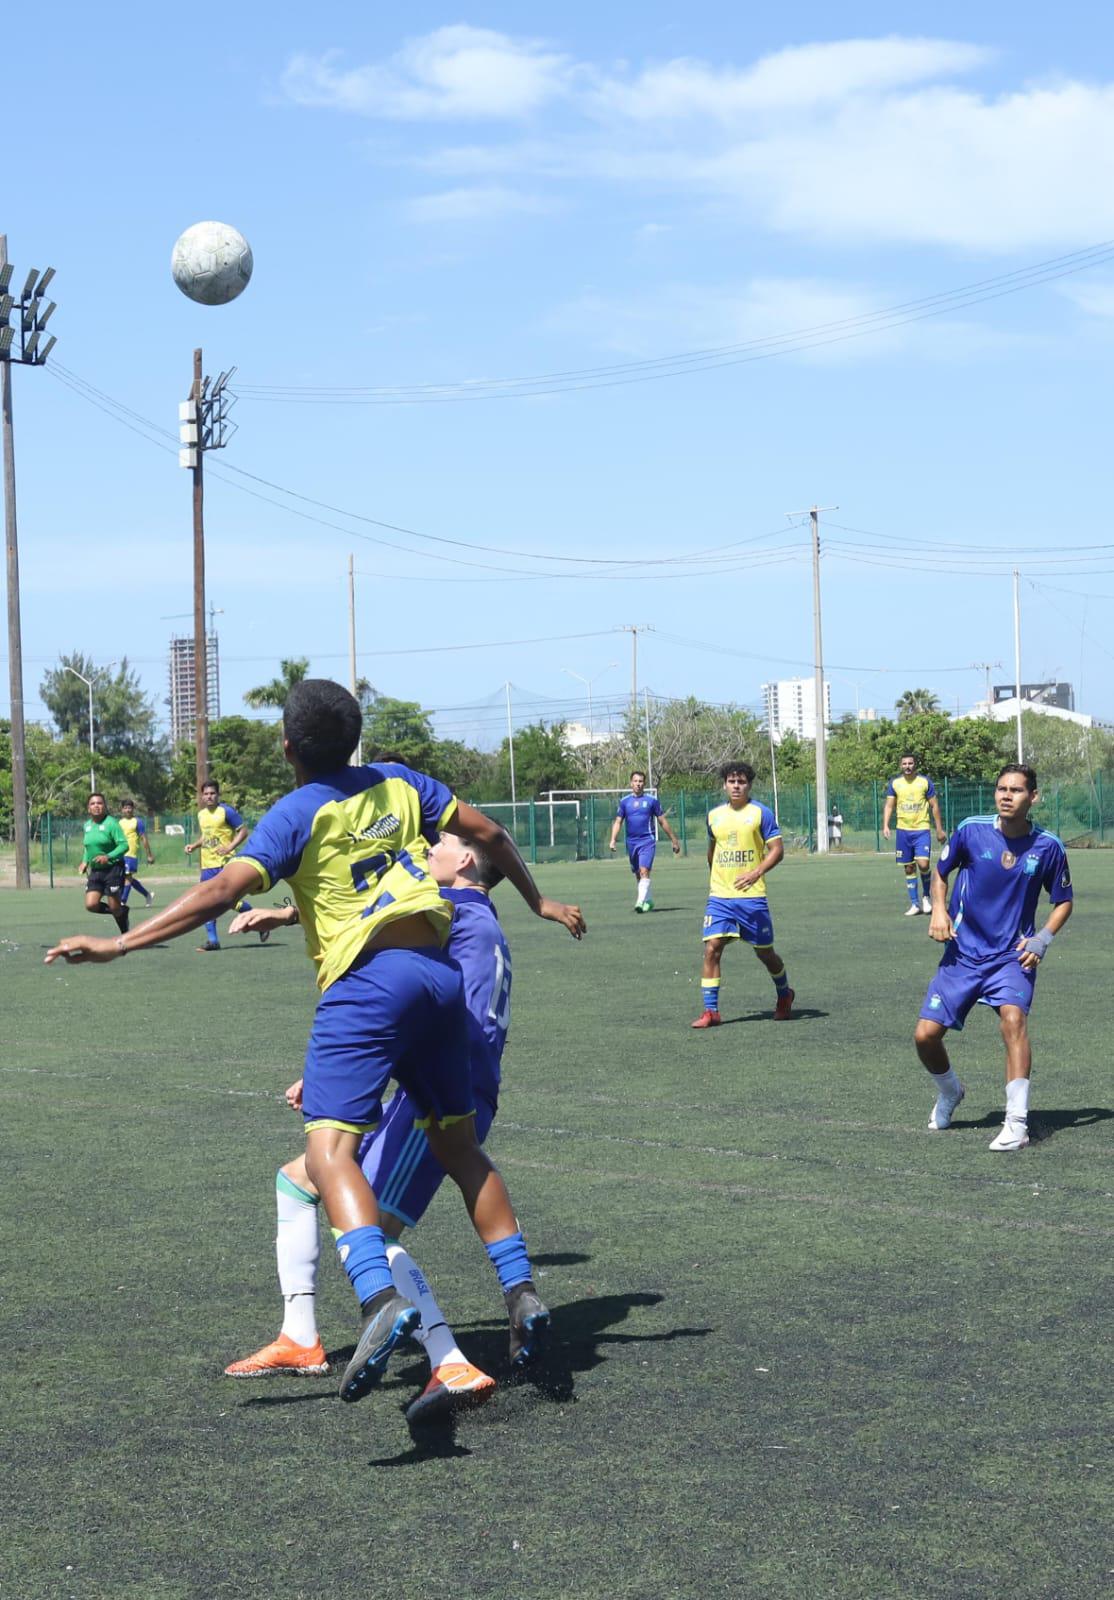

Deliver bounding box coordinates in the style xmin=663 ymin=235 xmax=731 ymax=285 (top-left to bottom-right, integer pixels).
xmin=721 ymin=1006 xmax=829 ymax=1025
xmin=367 ymin=1291 xmax=711 ymax=1467
xmin=952 ymin=1105 xmax=1113 ymax=1141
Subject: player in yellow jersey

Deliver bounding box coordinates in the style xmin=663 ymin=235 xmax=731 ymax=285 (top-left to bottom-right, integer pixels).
xmin=692 ymin=760 xmax=794 ymax=1027
xmin=118 ymin=798 xmax=155 ymax=908
xmin=882 ymin=752 xmax=946 ymax=917
xmin=47 ymin=680 xmax=586 ymax=1420
xmin=184 ymin=779 xmax=262 ymax=950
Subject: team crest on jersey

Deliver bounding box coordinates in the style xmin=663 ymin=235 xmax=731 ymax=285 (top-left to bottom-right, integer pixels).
xmin=1000 ymin=850 xmax=1016 ymax=869
xmin=1023 ymin=854 xmax=1040 ymax=875
xmin=928 ymin=993 xmax=943 ymax=1010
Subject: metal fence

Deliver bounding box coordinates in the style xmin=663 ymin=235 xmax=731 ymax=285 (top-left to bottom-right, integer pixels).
xmin=24 ymin=778 xmax=1114 ymax=879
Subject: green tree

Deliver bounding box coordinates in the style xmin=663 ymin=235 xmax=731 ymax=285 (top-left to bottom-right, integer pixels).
xmin=827 ymin=712 xmax=1001 ymax=785
xmin=895 ymin=687 xmax=941 ymax=719
xmin=363 ymin=696 xmax=437 ymax=770
xmin=38 ymin=653 xmax=169 ymax=809
xmin=243 ymin=657 xmax=310 ymax=709
xmin=170 ymin=717 xmax=290 ymax=815
xmin=495 ymin=721 xmax=580 ymax=798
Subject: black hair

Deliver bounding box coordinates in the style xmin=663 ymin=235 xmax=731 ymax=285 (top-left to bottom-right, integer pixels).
xmin=630 ymin=769 xmax=646 ymax=781
xmin=720 ymin=760 xmax=755 ymax=783
xmin=900 ymin=752 xmax=918 ymax=764
xmin=88 ymin=792 xmax=106 ymax=805
xmin=459 ymin=835 xmax=505 ymax=891
xmin=996 ymin=762 xmax=1038 ymax=793
xmin=283 ymin=679 xmax=363 ymax=772
xmin=120 ymin=797 xmax=135 ymax=808
xmin=201 ymin=778 xmax=219 ymax=792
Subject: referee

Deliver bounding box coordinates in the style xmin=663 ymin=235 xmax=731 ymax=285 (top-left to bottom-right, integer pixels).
xmin=80 ymin=793 xmax=130 ymax=933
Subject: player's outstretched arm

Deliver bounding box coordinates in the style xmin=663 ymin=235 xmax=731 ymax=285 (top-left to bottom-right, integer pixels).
xmin=445 ymin=801 xmax=586 ymax=939
xmin=45 ymin=860 xmax=263 ymax=965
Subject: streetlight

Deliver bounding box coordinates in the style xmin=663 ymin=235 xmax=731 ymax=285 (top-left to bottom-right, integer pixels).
xmin=1 ymin=237 xmax=58 ymax=889
xmin=563 ymin=663 xmax=618 ymax=768
xmin=63 ymin=661 xmax=114 ymax=793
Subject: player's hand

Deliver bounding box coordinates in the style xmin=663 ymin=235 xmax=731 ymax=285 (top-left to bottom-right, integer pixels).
xmin=92 ymin=854 xmax=110 ymax=868
xmin=229 ymin=905 xmax=295 ymax=934
xmin=539 ymin=897 xmax=586 ymax=939
xmin=671 ymin=841 xmax=681 ymax=855
xmin=1015 ymin=936 xmax=1041 ymax=971
xmin=608 ymin=842 xmax=616 ymax=853
xmin=733 ymin=869 xmax=761 ymax=891
xmin=78 ymin=861 xmax=88 ymax=874
xmin=928 ymin=910 xmax=954 ymax=944
xmin=285 ymin=1077 xmax=304 ymax=1110
xmin=882 ymin=825 xmax=891 ymax=840
xmin=936 ymin=828 xmax=947 ymax=843
xmin=44 ymin=934 xmax=121 ymax=965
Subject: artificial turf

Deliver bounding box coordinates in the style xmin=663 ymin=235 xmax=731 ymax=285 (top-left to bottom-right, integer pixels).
xmin=1 ymin=850 xmax=1110 ymax=1599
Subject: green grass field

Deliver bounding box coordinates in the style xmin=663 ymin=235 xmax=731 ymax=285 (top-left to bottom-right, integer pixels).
xmin=2 ymin=853 xmax=1110 ymax=1600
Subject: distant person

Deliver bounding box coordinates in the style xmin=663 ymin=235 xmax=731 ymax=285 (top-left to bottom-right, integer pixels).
xmin=118 ymin=798 xmax=155 ymax=908
xmin=79 ymin=794 xmax=129 ymax=934
xmin=692 ymin=761 xmax=794 ymax=1028
xmin=183 ymin=779 xmax=262 ymax=951
xmin=828 ymin=804 xmax=844 ymax=849
xmin=608 ymin=770 xmax=681 ymax=912
xmin=882 ymin=753 xmax=946 ymax=916
xmin=914 ymin=764 xmax=1072 ymax=1152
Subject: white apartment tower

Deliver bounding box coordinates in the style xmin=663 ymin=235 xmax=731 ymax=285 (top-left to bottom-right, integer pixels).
xmin=169 ymin=632 xmax=220 ymax=748
xmin=762 ymin=677 xmax=831 ymax=743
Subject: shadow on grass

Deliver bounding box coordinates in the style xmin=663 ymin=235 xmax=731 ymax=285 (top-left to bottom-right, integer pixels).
xmin=952 ymin=1105 xmax=1113 ymax=1141
xmin=719 ymin=1007 xmax=829 ymax=1025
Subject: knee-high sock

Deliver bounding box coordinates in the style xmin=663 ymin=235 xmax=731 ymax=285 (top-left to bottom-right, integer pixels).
xmin=205 ymin=916 xmax=219 ymax=945
xmin=636 ymin=876 xmax=651 ymax=905
xmin=129 ymin=876 xmax=151 ymax=902
xmin=275 ymin=1170 xmax=321 ymax=1346
xmin=905 ymin=873 xmax=919 ymax=906
xmin=387 ymin=1241 xmax=466 ymax=1370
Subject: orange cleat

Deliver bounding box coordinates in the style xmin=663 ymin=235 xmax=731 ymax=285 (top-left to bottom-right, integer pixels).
xmin=774 ymin=987 xmax=795 ymax=1020
xmin=223 ymin=1332 xmax=329 ymax=1378
xmin=691 ymin=1010 xmax=721 ymax=1029
xmin=405 ymin=1360 xmax=496 ymax=1425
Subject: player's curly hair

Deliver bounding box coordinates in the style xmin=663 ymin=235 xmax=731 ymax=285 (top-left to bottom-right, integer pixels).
xmin=719 ymin=760 xmax=755 ymax=783
xmin=284 ymin=679 xmax=363 ymax=772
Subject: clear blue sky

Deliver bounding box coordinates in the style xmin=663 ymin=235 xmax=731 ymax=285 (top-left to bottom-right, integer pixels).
xmin=5 ymin=1 xmax=1114 ymax=745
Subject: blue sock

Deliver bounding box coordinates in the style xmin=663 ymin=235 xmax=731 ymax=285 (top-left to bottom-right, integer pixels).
xmin=702 ymin=980 xmax=720 ymax=1012
xmin=771 ymin=965 xmax=789 ymax=994
xmin=205 ymin=917 xmax=219 ymax=945
xmin=120 ymin=883 xmax=131 ymax=904
xmin=919 ymin=870 xmax=932 ymax=899
xmin=486 ymin=1231 xmax=532 ymax=1294
xmin=337 ymin=1225 xmax=393 ymax=1308
xmin=905 ymin=876 xmax=919 ymax=906
xmin=130 ymin=876 xmax=151 ymax=902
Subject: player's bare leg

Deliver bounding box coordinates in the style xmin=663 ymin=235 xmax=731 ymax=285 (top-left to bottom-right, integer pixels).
xmin=915 ymin=1018 xmax=965 ymax=1131
xmin=693 ymin=936 xmax=726 ymax=1026
xmin=990 ymin=1005 xmax=1032 ymax=1151
xmin=754 ymin=943 xmax=794 ymax=1019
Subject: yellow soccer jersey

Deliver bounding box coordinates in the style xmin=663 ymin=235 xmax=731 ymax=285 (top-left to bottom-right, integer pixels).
xmin=887 ymin=775 xmax=936 ymax=832
xmin=706 ymin=801 xmax=781 ymax=899
xmin=119 ymin=816 xmax=140 ymax=858
xmin=197 ymin=803 xmax=246 ymax=870
xmin=238 ymin=762 xmax=457 ymax=991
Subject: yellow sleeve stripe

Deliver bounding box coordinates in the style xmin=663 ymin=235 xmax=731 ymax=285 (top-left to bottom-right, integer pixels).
xmin=436 ymin=797 xmax=459 ymax=830
xmin=303 ymin=1117 xmax=380 ymax=1136
xmin=237 ymin=855 xmax=272 ymax=893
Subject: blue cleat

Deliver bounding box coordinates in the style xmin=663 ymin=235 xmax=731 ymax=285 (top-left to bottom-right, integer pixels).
xmin=505 ymin=1282 xmax=550 ymax=1367
xmin=338 ymin=1291 xmax=420 ymax=1403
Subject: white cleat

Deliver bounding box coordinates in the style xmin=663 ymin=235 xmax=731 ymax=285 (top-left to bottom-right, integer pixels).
xmin=989 ymin=1119 xmax=1029 ymax=1152
xmin=921 ymin=895 xmax=932 ymax=914
xmin=928 ymin=1080 xmax=965 ymax=1131
xmin=904 ymin=903 xmax=922 ymax=916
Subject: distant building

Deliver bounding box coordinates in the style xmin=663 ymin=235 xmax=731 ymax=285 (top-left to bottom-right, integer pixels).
xmin=973 ymin=695 xmax=1093 ymax=730
xmin=992 ymin=681 xmax=1075 ymax=711
xmin=763 ymin=677 xmax=832 ymax=743
xmin=563 ymin=720 xmax=612 ymax=750
xmin=169 ymin=632 xmax=220 ymax=748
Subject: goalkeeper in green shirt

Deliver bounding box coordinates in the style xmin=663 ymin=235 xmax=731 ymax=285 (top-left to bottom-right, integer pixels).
xmin=80 ymin=793 xmax=130 ymax=933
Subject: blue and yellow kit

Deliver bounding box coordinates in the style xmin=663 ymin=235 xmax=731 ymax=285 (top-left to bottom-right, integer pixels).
xmin=119 ymin=814 xmax=147 ymax=862
xmin=196 ymin=803 xmax=245 ymax=870
xmin=706 ymin=801 xmax=780 ymax=899
xmin=886 ymin=775 xmax=936 ymax=834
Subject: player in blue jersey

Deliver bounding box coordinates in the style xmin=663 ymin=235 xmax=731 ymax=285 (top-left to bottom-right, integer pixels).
xmin=46 ymin=680 xmax=585 ymax=1417
xmin=914 ymin=764 xmax=1073 ymax=1152
xmin=608 ymin=770 xmax=681 ymax=911
xmin=223 ymin=831 xmax=513 ymax=1424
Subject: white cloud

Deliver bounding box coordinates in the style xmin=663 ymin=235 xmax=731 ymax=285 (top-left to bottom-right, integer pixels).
xmin=1059 ymin=276 xmax=1114 ymax=318
xmin=281 ymin=26 xmax=573 ymax=120
xmin=406 ymin=185 xmax=556 ymax=223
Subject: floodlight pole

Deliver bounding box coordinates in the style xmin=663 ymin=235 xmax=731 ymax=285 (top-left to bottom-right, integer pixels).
xmin=0 ymin=236 xmax=57 ymax=889
xmin=787 ymin=506 xmax=837 ymax=853
xmin=191 ymin=350 xmax=208 ymax=791
xmin=63 ymin=664 xmax=96 ymax=791
xmin=348 ymin=554 xmax=362 ymax=765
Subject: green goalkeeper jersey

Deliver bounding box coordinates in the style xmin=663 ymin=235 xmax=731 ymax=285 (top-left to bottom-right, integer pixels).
xmin=82 ymin=816 xmax=128 ymax=867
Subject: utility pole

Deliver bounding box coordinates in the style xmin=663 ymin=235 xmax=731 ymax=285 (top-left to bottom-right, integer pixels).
xmin=1 ymin=238 xmax=57 ymax=889
xmin=1012 ymin=570 xmax=1023 ymax=761
xmin=787 ymin=506 xmax=837 ymax=853
xmin=348 ymin=555 xmax=362 ymax=764
xmin=971 ymin=659 xmax=1002 ymax=715
xmin=505 ymin=682 xmax=517 ymax=826
xmin=620 ymin=624 xmax=652 ymax=715
xmin=180 ymin=353 xmax=237 ymax=795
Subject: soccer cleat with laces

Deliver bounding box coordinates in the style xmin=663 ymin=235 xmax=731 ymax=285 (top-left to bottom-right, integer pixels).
xmin=904 ymin=903 xmax=922 ymax=917
xmin=773 ymin=987 xmax=795 ymax=1021
xmin=196 ymin=941 xmax=220 ymax=952
xmin=691 ymin=1010 xmax=721 ymax=1029
xmin=223 ymin=1332 xmax=329 ymax=1378
xmin=338 ymin=1291 xmax=420 ymax=1403
xmin=405 ymin=1360 xmax=496 ymax=1424
xmin=928 ymin=1079 xmax=965 ymax=1131
xmin=505 ymin=1282 xmax=550 ymax=1367
xmin=989 ymin=1119 xmax=1029 ymax=1152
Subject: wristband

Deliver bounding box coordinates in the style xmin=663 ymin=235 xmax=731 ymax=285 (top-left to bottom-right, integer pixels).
xmin=1023 ymin=927 xmax=1054 ymax=959
xmin=114 ymin=937 xmax=129 ymax=957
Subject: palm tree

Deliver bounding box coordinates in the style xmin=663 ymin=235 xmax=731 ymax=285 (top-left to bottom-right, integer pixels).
xmin=895 ymin=687 xmax=941 ymax=719
xmin=244 ymin=657 xmax=310 ymax=709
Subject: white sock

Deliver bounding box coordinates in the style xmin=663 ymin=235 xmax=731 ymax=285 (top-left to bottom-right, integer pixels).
xmin=1005 ymin=1078 xmax=1031 ymax=1123
xmin=931 ymin=1067 xmax=962 ymax=1095
xmin=636 ymin=877 xmax=651 ymax=905
xmin=387 ymin=1241 xmax=467 ymax=1371
xmin=275 ymin=1171 xmax=320 ymax=1346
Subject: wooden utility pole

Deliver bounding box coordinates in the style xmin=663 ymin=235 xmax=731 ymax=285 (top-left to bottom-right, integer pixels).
xmin=191 ymin=348 xmax=208 ymax=792
xmin=1 ymin=235 xmax=30 ymax=888
xmin=348 ymin=554 xmax=362 ymax=763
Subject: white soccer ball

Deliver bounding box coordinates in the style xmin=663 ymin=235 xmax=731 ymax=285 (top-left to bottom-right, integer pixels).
xmin=171 ymin=221 xmax=253 ymax=306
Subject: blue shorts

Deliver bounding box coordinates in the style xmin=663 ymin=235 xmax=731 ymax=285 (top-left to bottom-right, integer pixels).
xmin=919 ymin=945 xmax=1036 ymax=1031
xmin=357 ymin=1084 xmax=497 ymax=1229
xmin=896 ymin=829 xmax=931 ymax=865
xmin=302 ymin=945 xmax=472 ymax=1134
xmin=628 ymin=839 xmax=656 ymax=875
xmin=124 ymin=856 xmax=138 ymax=872
xmin=702 ymin=895 xmax=774 ymax=946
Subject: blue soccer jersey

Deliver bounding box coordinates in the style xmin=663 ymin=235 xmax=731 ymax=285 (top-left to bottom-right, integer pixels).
xmin=441 ymin=885 xmax=511 ymax=1109
xmin=617 ymin=792 xmax=662 ymax=842
xmin=937 ymin=815 xmax=1072 ymax=960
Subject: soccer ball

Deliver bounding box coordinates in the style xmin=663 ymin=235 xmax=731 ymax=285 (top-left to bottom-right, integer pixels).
xmin=171 ymin=222 xmax=253 ymax=306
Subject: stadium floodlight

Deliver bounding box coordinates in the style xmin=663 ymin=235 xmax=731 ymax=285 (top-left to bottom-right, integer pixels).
xmin=38 ymin=334 xmax=55 ymax=363
xmin=34 ymin=266 xmax=54 ymax=295
xmin=19 ymin=267 xmax=37 ymax=299
xmin=0 ymin=262 xmax=11 ymax=292
xmin=22 ymin=299 xmax=39 ymax=331
xmin=37 ymin=300 xmax=55 ymax=328
xmin=23 ymin=330 xmax=39 ymax=359
xmin=0 ymin=294 xmax=12 ymax=322
xmin=0 ymin=327 xmax=12 ymax=355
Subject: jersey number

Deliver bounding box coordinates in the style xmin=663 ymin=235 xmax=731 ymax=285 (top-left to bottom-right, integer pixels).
xmin=349 ymin=848 xmax=427 ymax=895
xmin=488 ymin=945 xmax=512 ymax=1034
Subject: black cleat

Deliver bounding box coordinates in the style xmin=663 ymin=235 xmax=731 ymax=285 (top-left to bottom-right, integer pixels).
xmin=338 ymin=1290 xmax=420 ymax=1404
xmin=258 ymin=928 xmax=270 ymax=945
xmin=505 ymin=1282 xmax=550 ymax=1368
